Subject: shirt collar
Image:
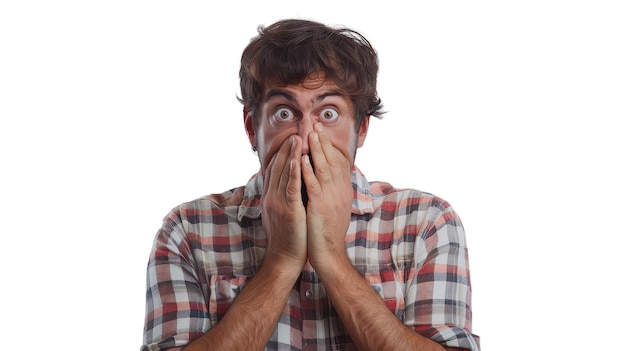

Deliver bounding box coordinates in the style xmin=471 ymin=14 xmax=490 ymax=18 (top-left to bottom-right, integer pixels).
xmin=237 ymin=166 xmax=375 ymax=221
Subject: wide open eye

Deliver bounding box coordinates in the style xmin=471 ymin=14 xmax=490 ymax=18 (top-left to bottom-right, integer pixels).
xmin=272 ymin=107 xmax=296 ymax=122
xmin=319 ymin=108 xmax=339 ymax=122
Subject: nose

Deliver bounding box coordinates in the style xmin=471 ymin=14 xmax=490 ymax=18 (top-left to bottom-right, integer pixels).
xmin=298 ymin=116 xmax=314 ymax=155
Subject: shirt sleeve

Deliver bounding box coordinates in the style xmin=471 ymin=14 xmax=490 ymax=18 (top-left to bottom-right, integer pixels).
xmin=141 ymin=208 xmax=210 ymax=351
xmin=404 ymin=199 xmax=481 ymax=351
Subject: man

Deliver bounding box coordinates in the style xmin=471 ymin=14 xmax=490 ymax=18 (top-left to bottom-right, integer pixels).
xmin=142 ymin=19 xmax=480 ymax=351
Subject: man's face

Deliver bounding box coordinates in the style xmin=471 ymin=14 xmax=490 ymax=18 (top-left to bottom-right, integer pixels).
xmin=244 ymin=76 xmax=369 ymax=173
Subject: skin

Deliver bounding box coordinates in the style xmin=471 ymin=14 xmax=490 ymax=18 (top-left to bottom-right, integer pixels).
xmin=184 ymin=77 xmax=445 ymax=351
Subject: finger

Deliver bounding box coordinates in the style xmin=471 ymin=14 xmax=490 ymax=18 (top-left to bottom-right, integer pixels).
xmin=302 ymin=153 xmax=321 ymax=199
xmin=282 ymin=136 xmax=304 ymax=205
xmin=308 ymin=127 xmax=332 ymax=185
xmin=318 ymin=123 xmax=350 ymax=174
xmin=277 ymin=136 xmax=297 ymax=190
xmin=311 ymin=124 xmax=351 ymax=185
xmin=285 ymin=155 xmax=304 ymax=206
xmin=266 ymin=135 xmax=297 ymax=194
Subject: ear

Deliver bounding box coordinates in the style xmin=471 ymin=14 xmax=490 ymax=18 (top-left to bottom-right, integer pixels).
xmin=243 ymin=107 xmax=257 ymax=148
xmin=356 ymin=115 xmax=370 ymax=148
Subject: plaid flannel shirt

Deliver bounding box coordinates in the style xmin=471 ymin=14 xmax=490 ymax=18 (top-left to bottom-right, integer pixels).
xmin=142 ymin=167 xmax=480 ymax=350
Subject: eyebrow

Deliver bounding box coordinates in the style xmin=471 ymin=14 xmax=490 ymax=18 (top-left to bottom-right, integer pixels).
xmin=264 ymin=89 xmax=345 ymax=105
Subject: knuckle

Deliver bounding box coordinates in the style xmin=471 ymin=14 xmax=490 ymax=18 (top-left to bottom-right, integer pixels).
xmin=285 ymin=182 xmax=299 ymax=197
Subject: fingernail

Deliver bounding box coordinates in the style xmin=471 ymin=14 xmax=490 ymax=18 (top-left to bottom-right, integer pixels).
xmin=315 ymin=123 xmax=324 ymax=132
xmin=303 ymin=154 xmax=310 ymax=164
xmin=312 ymin=132 xmax=319 ymax=142
xmin=291 ymin=136 xmax=296 ymax=149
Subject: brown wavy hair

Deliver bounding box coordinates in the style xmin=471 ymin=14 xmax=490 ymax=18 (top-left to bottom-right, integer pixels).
xmin=239 ymin=19 xmax=384 ymax=128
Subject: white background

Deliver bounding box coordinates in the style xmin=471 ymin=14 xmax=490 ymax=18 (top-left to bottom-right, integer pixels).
xmin=1 ymin=1 xmax=624 ymax=350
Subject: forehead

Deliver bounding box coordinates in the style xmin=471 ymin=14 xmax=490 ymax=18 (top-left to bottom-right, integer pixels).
xmin=263 ymin=76 xmax=346 ymax=101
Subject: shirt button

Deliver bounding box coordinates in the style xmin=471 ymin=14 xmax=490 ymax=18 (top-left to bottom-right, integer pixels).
xmin=305 ymin=290 xmax=313 ymax=299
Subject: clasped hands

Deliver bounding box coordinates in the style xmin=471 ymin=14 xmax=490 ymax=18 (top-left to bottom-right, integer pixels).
xmin=261 ymin=124 xmax=353 ymax=274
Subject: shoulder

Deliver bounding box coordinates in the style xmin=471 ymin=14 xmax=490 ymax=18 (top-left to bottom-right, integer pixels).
xmin=161 ymin=185 xmax=247 ymax=227
xmin=368 ymin=181 xmax=454 ymax=212
xmin=367 ymin=181 xmax=462 ymax=228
